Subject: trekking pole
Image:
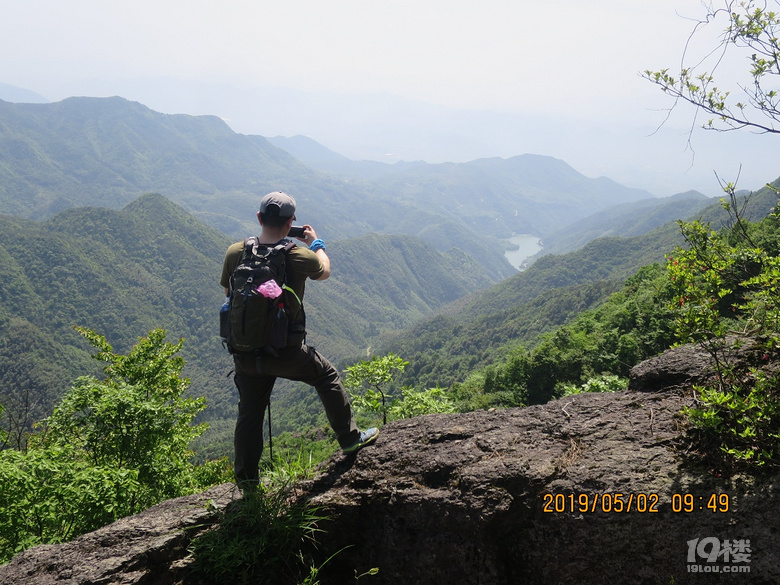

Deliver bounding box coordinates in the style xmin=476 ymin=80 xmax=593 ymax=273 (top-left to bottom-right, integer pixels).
xmin=267 ymin=400 xmax=274 ymax=462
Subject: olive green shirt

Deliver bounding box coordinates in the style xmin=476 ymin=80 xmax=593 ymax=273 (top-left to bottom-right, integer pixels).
xmin=220 ymin=239 xmax=325 ymax=331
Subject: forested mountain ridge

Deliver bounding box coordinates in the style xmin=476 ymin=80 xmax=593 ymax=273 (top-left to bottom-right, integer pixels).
xmin=0 ymin=97 xmax=306 ymax=217
xmin=367 ymin=154 xmax=654 ymax=237
xmin=0 ymin=96 xmax=660 ymax=282
xmin=0 ymin=194 xmax=234 ymax=429
xmin=0 ymin=193 xmax=496 ymax=437
xmin=379 ymin=182 xmax=780 ymax=389
xmin=534 ymin=190 xmax=712 ymax=258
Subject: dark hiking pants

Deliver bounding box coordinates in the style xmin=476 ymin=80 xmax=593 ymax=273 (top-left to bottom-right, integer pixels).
xmin=232 ymin=344 xmax=359 ymax=482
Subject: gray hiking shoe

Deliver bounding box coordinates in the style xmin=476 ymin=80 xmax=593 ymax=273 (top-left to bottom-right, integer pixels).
xmin=342 ymin=428 xmax=379 ymax=453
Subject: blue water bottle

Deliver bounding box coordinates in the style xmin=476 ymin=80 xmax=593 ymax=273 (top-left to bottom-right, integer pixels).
xmin=219 ymin=296 xmax=230 ymax=341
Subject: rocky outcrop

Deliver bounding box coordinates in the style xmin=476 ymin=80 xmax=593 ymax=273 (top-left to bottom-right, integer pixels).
xmin=303 ymin=394 xmax=777 ymax=584
xmin=0 ymin=483 xmax=239 ymax=585
xmin=628 ymin=336 xmax=763 ymax=392
xmin=302 ymin=341 xmax=778 ymax=584
xmin=1 ymin=343 xmax=777 ymax=584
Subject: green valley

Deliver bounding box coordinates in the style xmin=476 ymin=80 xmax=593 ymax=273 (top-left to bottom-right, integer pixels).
xmin=1 ymin=94 xmax=778 ymax=469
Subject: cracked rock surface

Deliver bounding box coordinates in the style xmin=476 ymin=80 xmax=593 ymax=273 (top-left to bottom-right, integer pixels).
xmin=300 ymin=344 xmax=778 ymax=584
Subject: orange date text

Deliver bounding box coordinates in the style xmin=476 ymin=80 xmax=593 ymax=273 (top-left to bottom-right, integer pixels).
xmin=542 ymin=492 xmax=660 ymax=514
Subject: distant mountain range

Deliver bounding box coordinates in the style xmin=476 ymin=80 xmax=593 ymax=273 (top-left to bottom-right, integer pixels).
xmin=0 ymin=83 xmax=48 ymax=104
xmin=268 ymin=133 xmax=661 ymax=238
xmin=267 ymin=134 xmax=425 ymax=180
xmin=0 ymin=96 xmax=662 ymax=277
xmin=534 ymin=190 xmax=711 ymax=258
xmin=3 ymin=93 xmax=778 ymax=457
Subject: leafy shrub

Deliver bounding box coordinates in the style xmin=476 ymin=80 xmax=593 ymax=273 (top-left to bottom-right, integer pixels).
xmin=389 ymin=386 xmax=456 ymax=419
xmin=558 ymin=374 xmax=627 ymax=397
xmin=0 ymin=446 xmax=141 ymax=561
xmin=683 ymin=372 xmax=780 ymax=467
xmin=34 ymin=328 xmax=208 ymax=506
xmin=0 ymin=327 xmax=220 ymax=562
xmin=668 ymin=187 xmax=780 ymax=470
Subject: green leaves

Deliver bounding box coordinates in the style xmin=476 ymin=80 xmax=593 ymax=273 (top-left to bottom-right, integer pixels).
xmin=39 ymin=328 xmax=207 ymax=503
xmin=0 ymin=443 xmax=146 ymax=562
xmin=684 ymin=374 xmax=780 ymax=467
xmin=345 ymin=354 xmax=408 ymax=425
xmin=345 ymin=353 xmax=455 ymax=424
xmin=669 ymin=186 xmax=780 ymax=471
xmin=73 ymin=326 xmax=191 ymax=398
xmin=666 ymin=220 xmax=738 ymax=344
xmin=644 ymin=0 xmax=780 ymax=135
xmin=559 ymin=374 xmax=627 ymax=397
xmin=0 ymin=327 xmax=216 ymax=562
xmin=388 ymin=386 xmax=456 ymax=419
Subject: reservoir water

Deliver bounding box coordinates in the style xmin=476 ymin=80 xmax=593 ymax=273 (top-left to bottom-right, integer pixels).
xmin=504 ymin=234 xmax=543 ymax=271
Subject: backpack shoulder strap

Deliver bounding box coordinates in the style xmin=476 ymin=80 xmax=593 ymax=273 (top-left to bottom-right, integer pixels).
xmin=240 ymin=236 xmax=257 ymax=259
xmin=268 ymin=241 xmax=297 ymax=283
xmin=279 ymin=241 xmax=297 ymax=254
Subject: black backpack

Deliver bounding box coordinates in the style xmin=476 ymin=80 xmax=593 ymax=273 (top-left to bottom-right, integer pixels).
xmin=223 ymin=237 xmax=297 ymax=354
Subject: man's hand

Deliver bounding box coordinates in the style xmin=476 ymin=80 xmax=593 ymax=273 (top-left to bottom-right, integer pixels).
xmin=297 ymin=224 xmax=317 ymax=246
xmin=299 ymin=224 xmax=330 ymax=280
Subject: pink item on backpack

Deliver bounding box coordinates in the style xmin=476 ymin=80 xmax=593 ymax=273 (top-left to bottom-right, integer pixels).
xmin=255 ymin=279 xmax=282 ymax=299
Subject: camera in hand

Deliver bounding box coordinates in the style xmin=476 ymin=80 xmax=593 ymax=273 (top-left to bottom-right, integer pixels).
xmin=288 ymin=226 xmax=305 ymax=238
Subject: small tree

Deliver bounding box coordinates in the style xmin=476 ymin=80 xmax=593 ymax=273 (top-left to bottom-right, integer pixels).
xmin=35 ymin=327 xmax=208 ymax=506
xmin=345 ymin=354 xmax=408 ymax=424
xmin=345 ymin=354 xmax=457 ymax=423
xmin=0 ymin=327 xmax=213 ymax=561
xmin=667 ymin=189 xmax=780 ymax=469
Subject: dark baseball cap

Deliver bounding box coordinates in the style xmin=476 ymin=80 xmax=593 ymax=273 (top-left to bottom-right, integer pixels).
xmin=259 ymin=191 xmax=296 ymax=218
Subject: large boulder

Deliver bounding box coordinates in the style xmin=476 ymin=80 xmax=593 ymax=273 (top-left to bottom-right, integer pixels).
xmin=301 ymin=390 xmax=778 ymax=584
xmin=1 ymin=343 xmax=777 ymax=584
xmin=299 ymin=340 xmax=778 ymax=584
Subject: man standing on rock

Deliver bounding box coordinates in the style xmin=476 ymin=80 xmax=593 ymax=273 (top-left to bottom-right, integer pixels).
xmin=220 ymin=191 xmax=378 ymax=485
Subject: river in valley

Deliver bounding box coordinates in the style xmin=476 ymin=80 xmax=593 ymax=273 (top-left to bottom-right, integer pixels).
xmin=504 ymin=234 xmax=543 ymax=271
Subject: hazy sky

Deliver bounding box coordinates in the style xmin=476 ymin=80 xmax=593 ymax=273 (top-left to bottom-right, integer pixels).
xmin=1 ymin=0 xmax=777 ymax=196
